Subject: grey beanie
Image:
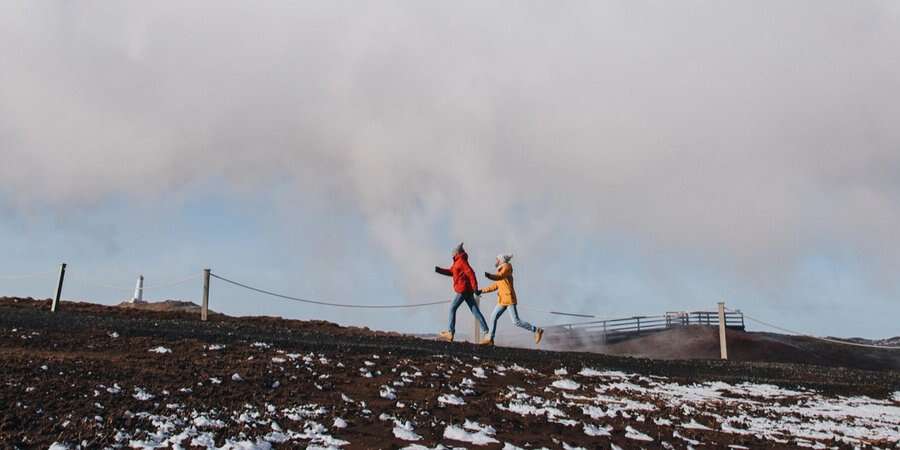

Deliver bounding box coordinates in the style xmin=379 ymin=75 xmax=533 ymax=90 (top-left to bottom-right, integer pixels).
xmin=497 ymin=254 xmax=513 ymax=263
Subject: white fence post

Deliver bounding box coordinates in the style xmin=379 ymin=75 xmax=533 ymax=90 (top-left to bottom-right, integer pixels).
xmin=202 ymin=269 xmax=210 ymax=321
xmin=718 ymin=301 xmax=728 ymax=360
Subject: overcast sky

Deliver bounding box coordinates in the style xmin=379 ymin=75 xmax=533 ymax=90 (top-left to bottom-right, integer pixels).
xmin=2 ymin=1 xmax=899 ymax=338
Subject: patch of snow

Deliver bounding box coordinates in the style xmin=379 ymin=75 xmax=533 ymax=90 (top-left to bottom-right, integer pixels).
xmin=438 ymin=394 xmax=466 ymax=406
xmin=578 ymin=368 xmax=622 ymax=377
xmin=290 ymin=421 xmax=349 ymax=448
xmin=497 ymin=402 xmax=567 ymax=419
xmin=673 ymin=430 xmax=700 ymax=445
xmin=580 ymin=397 xmax=656 ymax=419
xmin=463 ymin=419 xmax=496 ymax=435
xmin=282 ymin=404 xmax=326 ymax=421
xmin=393 ymin=422 xmax=422 ymax=441
xmin=148 ymin=346 xmax=172 ymax=354
xmin=219 ymin=438 xmax=273 ymax=449
xmin=443 ymin=424 xmax=499 ymax=445
xmin=193 ymin=415 xmax=226 ymax=429
xmin=682 ymin=419 xmax=713 ymax=430
xmin=562 ymin=444 xmax=586 ymax=450
xmin=401 ymin=445 xmax=465 ymax=450
xmin=380 ymin=386 xmax=397 ymax=400
xmin=332 ymin=418 xmax=347 ymax=428
xmin=584 ymin=423 xmax=612 ymax=436
xmin=264 ymin=431 xmax=289 ymax=443
xmin=551 ymin=379 xmax=581 ymax=390
xmin=132 ymin=387 xmax=154 ymax=401
xmin=625 ymin=426 xmax=653 ymax=442
xmin=509 ymin=364 xmax=535 ymax=374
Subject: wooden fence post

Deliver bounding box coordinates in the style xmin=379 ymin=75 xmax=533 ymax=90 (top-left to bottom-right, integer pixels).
xmin=51 ymin=263 xmax=66 ymax=312
xmin=718 ymin=301 xmax=728 ymax=360
xmin=201 ymin=269 xmax=210 ymax=321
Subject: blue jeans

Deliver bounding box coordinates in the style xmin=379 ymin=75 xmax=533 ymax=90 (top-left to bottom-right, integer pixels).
xmin=448 ymin=292 xmax=489 ymax=335
xmin=489 ymin=304 xmax=536 ymax=340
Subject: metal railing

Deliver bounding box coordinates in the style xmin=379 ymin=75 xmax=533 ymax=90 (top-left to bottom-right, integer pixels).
xmin=548 ymin=310 xmax=745 ymax=345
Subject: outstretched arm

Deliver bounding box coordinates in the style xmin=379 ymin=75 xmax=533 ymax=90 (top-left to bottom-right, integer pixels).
xmin=481 ymin=282 xmax=499 ymax=294
xmin=435 ymin=266 xmax=452 ymax=276
xmin=484 ymin=263 xmax=511 ymax=281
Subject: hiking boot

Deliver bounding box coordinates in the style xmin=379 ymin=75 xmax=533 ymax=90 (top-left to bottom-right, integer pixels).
xmin=438 ymin=331 xmax=454 ymax=342
xmin=535 ymin=328 xmax=544 ymax=344
xmin=479 ymin=337 xmax=494 ymax=346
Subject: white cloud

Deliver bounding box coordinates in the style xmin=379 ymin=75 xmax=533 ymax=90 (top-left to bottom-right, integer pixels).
xmin=2 ymin=1 xmax=899 ymax=310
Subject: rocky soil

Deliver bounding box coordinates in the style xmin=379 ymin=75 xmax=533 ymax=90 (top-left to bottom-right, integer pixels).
xmin=1 ymin=297 xmax=898 ymax=449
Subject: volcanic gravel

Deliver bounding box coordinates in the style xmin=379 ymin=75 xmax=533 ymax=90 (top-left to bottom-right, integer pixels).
xmin=1 ymin=297 xmax=899 ymax=449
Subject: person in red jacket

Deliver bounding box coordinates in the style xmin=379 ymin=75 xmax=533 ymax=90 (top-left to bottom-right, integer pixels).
xmin=435 ymin=242 xmax=489 ymax=342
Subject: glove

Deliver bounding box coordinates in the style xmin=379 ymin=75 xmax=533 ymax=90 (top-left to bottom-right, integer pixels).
xmin=484 ymin=272 xmax=491 ymax=278
xmin=435 ymin=266 xmax=442 ymax=273
xmin=475 ymin=289 xmax=482 ymax=296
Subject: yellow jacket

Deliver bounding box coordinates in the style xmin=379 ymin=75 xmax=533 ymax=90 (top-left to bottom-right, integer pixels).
xmin=482 ymin=263 xmax=517 ymax=306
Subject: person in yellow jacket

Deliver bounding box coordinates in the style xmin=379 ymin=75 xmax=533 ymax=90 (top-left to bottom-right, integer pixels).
xmin=479 ymin=254 xmax=543 ymax=345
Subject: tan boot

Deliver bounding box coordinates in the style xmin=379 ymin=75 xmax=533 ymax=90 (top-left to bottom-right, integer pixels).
xmin=535 ymin=328 xmax=544 ymax=345
xmin=479 ymin=337 xmax=494 ymax=346
xmin=438 ymin=331 xmax=454 ymax=342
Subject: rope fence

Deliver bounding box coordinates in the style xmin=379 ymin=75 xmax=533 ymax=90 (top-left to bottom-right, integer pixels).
xmin=0 ymin=271 xmax=57 ymax=280
xmin=210 ymin=272 xmax=451 ymax=309
xmin=5 ymin=263 xmax=898 ymax=352
xmin=212 ymin=272 xmax=613 ymax=316
xmin=733 ymin=309 xmax=900 ymax=350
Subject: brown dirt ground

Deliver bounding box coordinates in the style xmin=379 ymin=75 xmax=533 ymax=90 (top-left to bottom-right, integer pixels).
xmin=2 ymin=297 xmax=898 ymax=449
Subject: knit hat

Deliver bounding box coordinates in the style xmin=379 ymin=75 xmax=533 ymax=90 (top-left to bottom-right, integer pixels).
xmin=453 ymin=242 xmax=465 ymax=255
xmin=497 ymin=254 xmax=513 ymax=263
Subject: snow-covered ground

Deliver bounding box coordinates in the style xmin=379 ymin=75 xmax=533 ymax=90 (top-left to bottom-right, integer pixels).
xmin=2 ymin=301 xmax=897 ymax=450
xmin=34 ymin=340 xmax=900 ymax=449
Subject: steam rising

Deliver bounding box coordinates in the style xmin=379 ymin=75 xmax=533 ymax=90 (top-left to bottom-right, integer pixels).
xmin=2 ymin=2 xmax=900 ymax=307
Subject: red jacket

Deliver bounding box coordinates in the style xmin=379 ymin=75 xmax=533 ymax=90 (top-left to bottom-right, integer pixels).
xmin=436 ymin=251 xmax=479 ymax=294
